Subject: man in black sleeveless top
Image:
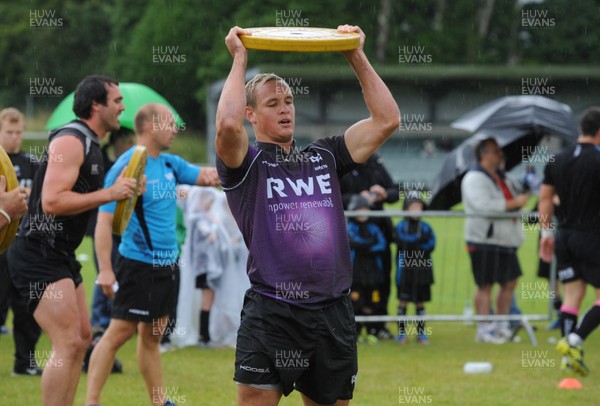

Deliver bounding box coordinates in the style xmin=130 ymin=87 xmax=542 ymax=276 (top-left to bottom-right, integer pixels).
xmin=7 ymin=75 xmax=138 ymax=406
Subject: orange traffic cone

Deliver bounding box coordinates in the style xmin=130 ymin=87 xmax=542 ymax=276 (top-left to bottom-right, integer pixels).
xmin=557 ymin=378 xmax=583 ymax=389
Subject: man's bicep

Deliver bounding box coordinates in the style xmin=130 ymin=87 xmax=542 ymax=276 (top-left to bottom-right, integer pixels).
xmin=42 ymin=137 xmax=83 ymax=197
xmin=343 ymin=119 xmax=381 ymax=164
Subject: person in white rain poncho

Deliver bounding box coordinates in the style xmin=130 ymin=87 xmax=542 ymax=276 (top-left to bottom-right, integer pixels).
xmin=172 ymin=185 xmax=249 ymax=348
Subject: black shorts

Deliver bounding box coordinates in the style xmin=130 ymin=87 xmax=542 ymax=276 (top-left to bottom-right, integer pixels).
xmin=397 ymin=283 xmax=431 ymax=303
xmin=537 ymin=258 xmax=552 ymax=279
xmin=195 ymin=273 xmax=209 ymax=289
xmin=111 ymin=254 xmax=179 ymax=323
xmin=234 ymin=290 xmax=358 ymax=404
xmin=7 ymin=237 xmax=82 ymax=314
xmin=467 ymin=242 xmax=522 ymax=287
xmin=555 ymin=229 xmax=600 ymax=288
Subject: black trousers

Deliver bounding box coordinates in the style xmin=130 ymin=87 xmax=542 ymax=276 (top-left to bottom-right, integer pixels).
xmin=0 ymin=253 xmax=42 ymax=370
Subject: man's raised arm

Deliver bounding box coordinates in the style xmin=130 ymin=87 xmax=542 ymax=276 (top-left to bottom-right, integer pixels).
xmin=215 ymin=26 xmax=252 ymax=169
xmin=341 ymin=25 xmax=400 ymax=164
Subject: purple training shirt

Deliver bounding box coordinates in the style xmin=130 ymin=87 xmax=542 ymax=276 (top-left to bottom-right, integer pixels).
xmin=216 ymin=136 xmax=357 ymax=308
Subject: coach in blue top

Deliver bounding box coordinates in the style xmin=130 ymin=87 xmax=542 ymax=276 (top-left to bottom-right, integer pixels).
xmin=85 ymin=103 xmax=219 ymax=406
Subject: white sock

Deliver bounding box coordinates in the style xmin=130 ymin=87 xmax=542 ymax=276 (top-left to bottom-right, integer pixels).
xmin=567 ymin=333 xmax=583 ymax=347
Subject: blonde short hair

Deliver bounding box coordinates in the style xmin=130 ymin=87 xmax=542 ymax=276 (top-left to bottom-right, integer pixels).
xmin=245 ymin=73 xmax=290 ymax=108
xmin=0 ymin=108 xmax=24 ymax=131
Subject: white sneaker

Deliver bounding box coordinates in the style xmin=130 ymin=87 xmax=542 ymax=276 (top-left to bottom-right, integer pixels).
xmin=476 ymin=330 xmax=507 ymax=344
xmin=494 ymin=322 xmax=513 ymax=341
xmin=476 ymin=324 xmax=507 ymax=344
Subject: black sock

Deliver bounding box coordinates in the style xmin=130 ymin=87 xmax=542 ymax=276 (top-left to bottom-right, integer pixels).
xmin=199 ymin=310 xmax=210 ymax=343
xmin=559 ymin=310 xmax=578 ymax=337
xmin=575 ymin=305 xmax=600 ymax=341
xmin=553 ymin=297 xmax=563 ymax=312
xmin=397 ymin=306 xmax=406 ymax=335
xmin=416 ymin=306 xmax=426 ymax=335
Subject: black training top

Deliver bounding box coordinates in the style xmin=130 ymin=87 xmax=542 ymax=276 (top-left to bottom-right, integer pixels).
xmin=8 ymin=151 xmax=38 ymax=190
xmin=18 ymin=120 xmax=104 ymax=254
xmin=543 ymin=142 xmax=600 ymax=232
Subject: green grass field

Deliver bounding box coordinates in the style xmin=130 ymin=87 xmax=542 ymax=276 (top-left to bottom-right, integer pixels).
xmin=1 ymin=216 xmax=599 ymax=405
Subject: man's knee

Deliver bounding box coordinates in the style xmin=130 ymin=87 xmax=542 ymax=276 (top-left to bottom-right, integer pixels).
xmin=102 ymin=321 xmax=136 ymax=349
xmin=138 ymin=323 xmax=163 ymax=347
xmin=54 ymin=333 xmax=89 ymax=360
xmin=238 ymin=384 xmax=281 ymax=406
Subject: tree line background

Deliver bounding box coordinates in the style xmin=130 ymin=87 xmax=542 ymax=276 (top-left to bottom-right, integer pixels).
xmin=1 ymin=0 xmax=598 ymax=131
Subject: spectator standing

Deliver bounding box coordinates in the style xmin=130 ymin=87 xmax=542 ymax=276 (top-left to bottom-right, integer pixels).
xmin=461 ymin=137 xmax=529 ymax=344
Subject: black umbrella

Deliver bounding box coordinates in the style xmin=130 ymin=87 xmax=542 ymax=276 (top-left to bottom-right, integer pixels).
xmin=429 ymin=96 xmax=579 ymax=210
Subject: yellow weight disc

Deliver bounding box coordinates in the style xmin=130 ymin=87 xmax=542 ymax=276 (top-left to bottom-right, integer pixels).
xmin=112 ymin=146 xmax=147 ymax=235
xmin=0 ymin=147 xmax=20 ymax=253
xmin=240 ymin=27 xmax=360 ymax=52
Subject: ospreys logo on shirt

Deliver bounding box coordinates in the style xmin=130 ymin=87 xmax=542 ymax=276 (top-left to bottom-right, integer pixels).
xmin=308 ymin=154 xmax=322 ymax=163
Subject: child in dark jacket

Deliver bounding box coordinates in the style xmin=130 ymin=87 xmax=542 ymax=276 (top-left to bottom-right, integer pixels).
xmin=347 ymin=195 xmax=386 ymax=342
xmin=395 ymin=195 xmax=435 ymax=344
